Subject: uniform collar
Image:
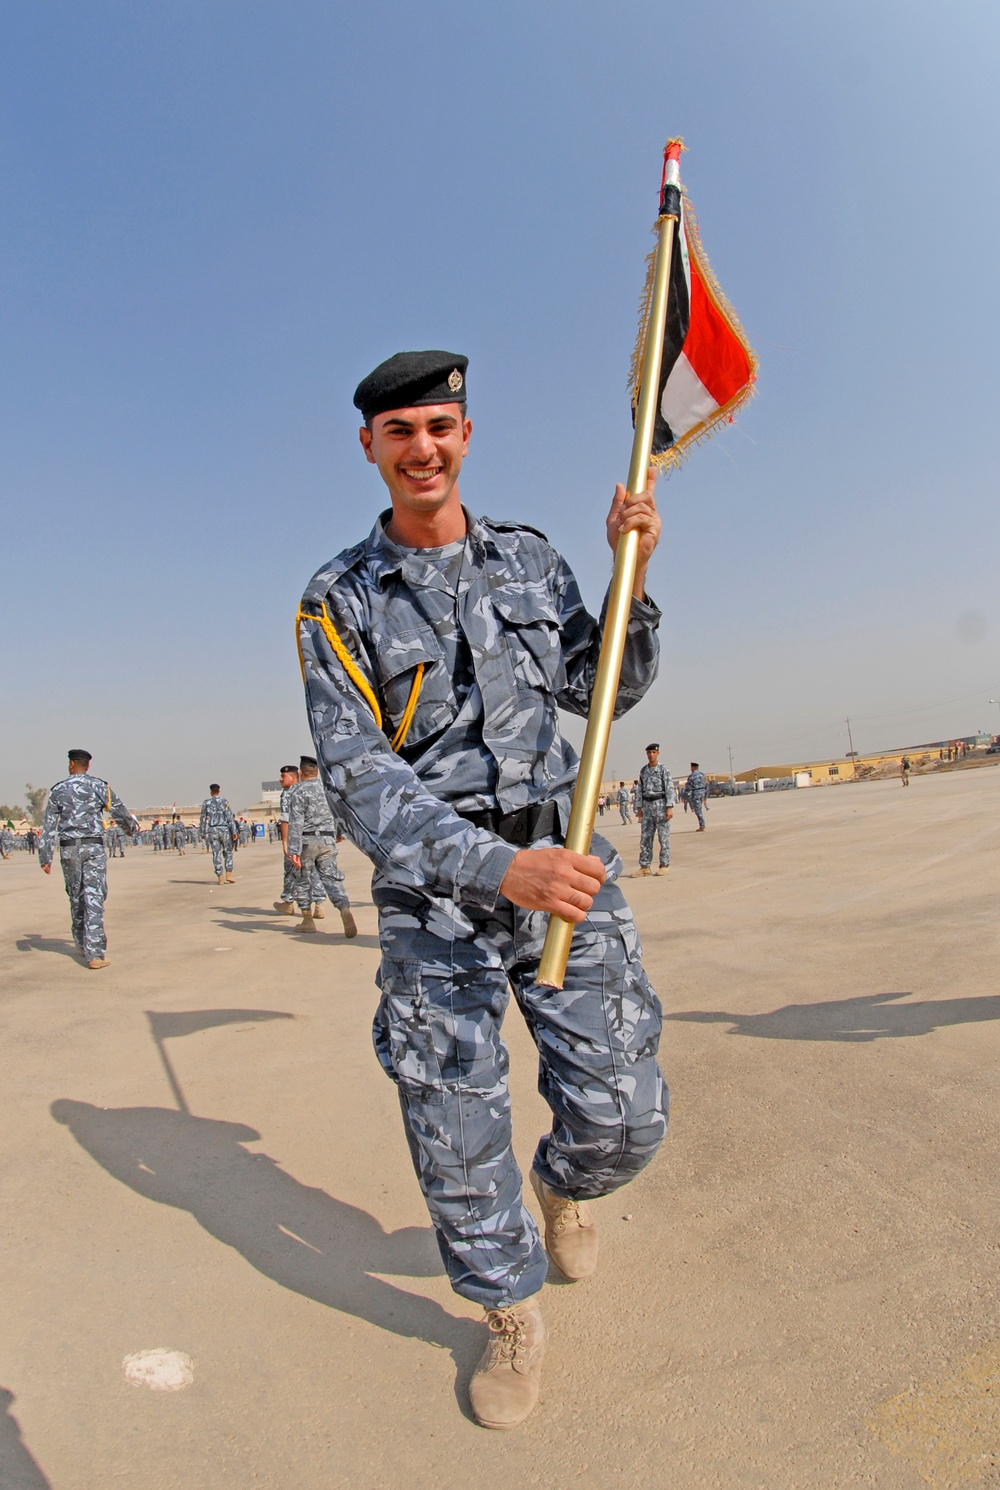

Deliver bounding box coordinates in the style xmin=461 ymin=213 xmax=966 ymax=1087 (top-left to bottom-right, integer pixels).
xmin=365 ymin=507 xmax=493 ymax=586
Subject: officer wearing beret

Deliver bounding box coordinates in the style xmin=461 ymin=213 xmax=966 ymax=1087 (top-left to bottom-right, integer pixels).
xmin=39 ymin=749 xmax=139 ymax=969
xmin=633 ymin=743 xmax=676 ymax=876
xmin=297 ymin=350 xmax=667 ymax=1427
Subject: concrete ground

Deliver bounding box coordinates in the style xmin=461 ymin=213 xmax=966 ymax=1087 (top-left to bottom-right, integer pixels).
xmin=1 ymin=767 xmax=998 ymax=1490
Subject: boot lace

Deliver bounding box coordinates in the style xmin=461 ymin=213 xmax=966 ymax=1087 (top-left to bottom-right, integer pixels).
xmin=484 ymin=1307 xmax=527 ymax=1364
xmin=549 ymin=1195 xmax=584 ymax=1235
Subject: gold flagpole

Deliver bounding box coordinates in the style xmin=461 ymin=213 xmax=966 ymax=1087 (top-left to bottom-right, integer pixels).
xmin=537 ymin=142 xmax=683 ymax=989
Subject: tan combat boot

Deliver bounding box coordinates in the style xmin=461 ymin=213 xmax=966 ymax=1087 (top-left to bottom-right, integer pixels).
xmin=631 ymin=866 xmax=652 ymax=877
xmin=272 ymin=901 xmax=296 ymax=915
xmin=340 ymin=907 xmax=358 ymax=939
xmin=529 ymin=1170 xmax=598 ymax=1281
xmin=311 ymin=902 xmax=325 ymax=919
xmin=468 ymin=1295 xmax=546 ymax=1430
xmin=86 ymin=958 xmax=110 ymax=971
xmin=654 ymin=866 xmax=670 ymax=876
xmin=225 ymin=873 xmax=236 ymax=882
xmin=217 ymin=873 xmax=225 ymax=885
xmin=296 ymin=912 xmax=318 ymax=933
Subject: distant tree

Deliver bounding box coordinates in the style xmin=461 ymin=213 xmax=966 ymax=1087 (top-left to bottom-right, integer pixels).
xmin=0 ymin=803 xmax=23 ymax=823
xmin=24 ymin=784 xmax=48 ymax=825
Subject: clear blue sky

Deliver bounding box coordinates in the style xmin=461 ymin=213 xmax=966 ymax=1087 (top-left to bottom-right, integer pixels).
xmin=2 ymin=0 xmax=998 ymax=810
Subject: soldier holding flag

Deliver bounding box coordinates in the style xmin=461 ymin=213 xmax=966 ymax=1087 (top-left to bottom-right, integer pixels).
xmin=297 ymin=350 xmax=667 ymax=1428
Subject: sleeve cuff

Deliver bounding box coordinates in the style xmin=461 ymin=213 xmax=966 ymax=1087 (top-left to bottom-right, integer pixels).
xmin=454 ymin=838 xmax=519 ymax=912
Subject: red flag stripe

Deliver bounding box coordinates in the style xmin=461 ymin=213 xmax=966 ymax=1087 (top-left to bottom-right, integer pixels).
xmin=683 ymin=260 xmax=754 ymax=408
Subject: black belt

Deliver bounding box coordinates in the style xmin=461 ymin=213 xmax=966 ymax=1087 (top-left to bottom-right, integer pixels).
xmin=301 ymin=830 xmax=332 ymax=838
xmin=642 ymin=795 xmax=664 ymax=800
xmin=62 ymin=836 xmax=103 ymax=845
xmin=458 ymin=800 xmax=561 ymax=847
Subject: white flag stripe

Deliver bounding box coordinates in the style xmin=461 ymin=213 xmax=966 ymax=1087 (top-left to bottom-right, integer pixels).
xmin=660 ymin=351 xmax=719 ymax=439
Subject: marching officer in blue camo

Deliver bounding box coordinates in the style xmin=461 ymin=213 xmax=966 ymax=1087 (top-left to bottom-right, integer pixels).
xmin=633 ymin=743 xmax=676 ymax=877
xmin=616 ymin=781 xmax=632 ymax=824
xmin=285 ymin=755 xmax=357 ymax=937
xmin=683 ymin=761 xmax=709 ymax=830
xmin=297 ymin=350 xmax=667 ymax=1429
xmin=272 ymin=764 xmax=329 ymax=918
xmin=39 ymin=749 xmax=138 ymax=969
xmin=199 ymin=784 xmax=238 ymax=884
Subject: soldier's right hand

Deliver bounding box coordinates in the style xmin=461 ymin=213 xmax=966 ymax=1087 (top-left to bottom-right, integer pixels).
xmin=500 ymin=847 xmax=605 ymax=922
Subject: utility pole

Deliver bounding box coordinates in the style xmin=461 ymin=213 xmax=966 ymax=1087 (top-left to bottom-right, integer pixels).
xmin=728 ymin=745 xmax=734 ymax=778
xmin=845 ymin=716 xmax=856 ymax=758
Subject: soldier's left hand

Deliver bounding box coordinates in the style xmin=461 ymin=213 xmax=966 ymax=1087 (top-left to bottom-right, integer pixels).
xmin=606 ymin=466 xmax=661 ymax=566
xmin=41 ymin=864 xmax=51 ymax=875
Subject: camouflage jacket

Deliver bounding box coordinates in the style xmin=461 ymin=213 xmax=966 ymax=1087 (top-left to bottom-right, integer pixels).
xmin=636 ymin=762 xmax=676 ymax=810
xmin=199 ymin=796 xmax=236 ymax=836
xmin=286 ymin=778 xmax=340 ymax=856
xmin=298 ymin=508 xmax=660 ymax=910
xmin=684 ymin=769 xmax=708 ymax=802
xmin=39 ymin=776 xmax=137 ymax=867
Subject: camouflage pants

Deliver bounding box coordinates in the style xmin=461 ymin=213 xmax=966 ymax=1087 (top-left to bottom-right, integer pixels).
xmin=59 ymin=841 xmax=108 ymax=961
xmin=638 ymin=801 xmax=670 ymax=868
xmin=279 ymin=855 xmax=328 ymax=906
xmin=689 ymin=796 xmax=706 ymax=829
xmin=207 ymin=830 xmax=234 ymax=875
xmin=372 ymin=836 xmax=667 ymax=1307
xmin=295 ymin=837 xmax=349 ymax=910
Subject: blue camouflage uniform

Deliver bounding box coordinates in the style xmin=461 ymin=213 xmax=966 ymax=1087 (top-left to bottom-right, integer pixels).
xmin=277 ymin=785 xmax=327 ymax=909
xmin=298 ymin=509 xmax=668 ymax=1308
xmin=636 ymin=762 xmax=676 ymax=869
xmin=684 ymin=769 xmax=708 ymax=829
xmin=39 ymin=775 xmax=138 ymax=960
xmin=616 ymin=785 xmax=632 ymax=824
xmin=286 ymin=779 xmax=350 ymax=911
xmin=199 ymin=794 xmax=237 ymax=876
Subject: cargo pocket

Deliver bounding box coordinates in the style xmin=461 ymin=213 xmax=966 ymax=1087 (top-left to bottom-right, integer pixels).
xmin=372 ymin=958 xmax=443 ymax=1098
xmin=375 ymin=625 xmax=453 ymax=750
xmin=490 ymin=588 xmax=568 ymax=696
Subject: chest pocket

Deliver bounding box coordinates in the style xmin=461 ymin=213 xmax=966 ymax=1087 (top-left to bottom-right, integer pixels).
xmin=489 ymin=586 xmax=567 ymax=696
xmin=374 ymin=625 xmax=454 ymax=751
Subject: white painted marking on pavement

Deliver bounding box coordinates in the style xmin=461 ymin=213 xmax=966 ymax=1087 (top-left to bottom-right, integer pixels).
xmin=122 ymin=1349 xmax=194 ymax=1391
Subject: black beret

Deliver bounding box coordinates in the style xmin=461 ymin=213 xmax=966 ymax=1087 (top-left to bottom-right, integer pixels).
xmin=354 ymin=350 xmax=468 ymax=420
xmin=645 ymin=743 xmax=660 ymax=752
xmin=68 ymin=749 xmax=92 ymax=763
xmin=209 ymin=783 xmax=220 ymax=792
xmin=279 ymin=764 xmax=298 ymax=775
xmin=299 ymin=755 xmax=318 ymax=770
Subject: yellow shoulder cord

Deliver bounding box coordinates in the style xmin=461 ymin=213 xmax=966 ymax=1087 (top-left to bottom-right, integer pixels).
xmin=390 ymin=664 xmax=424 ymax=752
xmin=296 ymin=602 xmax=383 ymax=728
xmin=296 ymin=603 xmax=426 ymax=751
xmin=106 ymin=783 xmax=112 ymax=811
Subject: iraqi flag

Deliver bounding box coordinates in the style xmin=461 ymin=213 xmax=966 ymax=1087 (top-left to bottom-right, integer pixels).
xmin=631 ymin=166 xmax=757 ymax=467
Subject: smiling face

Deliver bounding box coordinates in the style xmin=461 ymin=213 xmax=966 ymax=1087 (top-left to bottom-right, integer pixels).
xmin=359 ymin=403 xmax=471 ymax=543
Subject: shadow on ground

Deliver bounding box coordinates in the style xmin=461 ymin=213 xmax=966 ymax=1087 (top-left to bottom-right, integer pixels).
xmin=213 ymin=915 xmax=380 ymax=949
xmin=50 ymin=1099 xmax=479 ymax=1376
xmin=0 ymin=1387 xmax=51 ymax=1489
xmin=15 ymin=934 xmax=79 ymax=961
xmin=666 ymin=990 xmax=1000 ymax=1042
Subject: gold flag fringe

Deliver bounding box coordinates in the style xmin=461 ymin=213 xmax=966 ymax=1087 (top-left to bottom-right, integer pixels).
xmin=628 ymin=190 xmax=758 ymax=474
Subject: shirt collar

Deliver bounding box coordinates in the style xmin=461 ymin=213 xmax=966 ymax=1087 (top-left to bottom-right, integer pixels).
xmin=364 ymin=506 xmax=493 ymax=585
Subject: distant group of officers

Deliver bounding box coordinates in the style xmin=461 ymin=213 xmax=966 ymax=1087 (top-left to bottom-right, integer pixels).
xmin=28 ymin=740 xmax=708 ymax=973
xmin=29 ymin=748 xmax=359 ymax=968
